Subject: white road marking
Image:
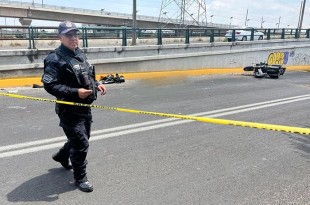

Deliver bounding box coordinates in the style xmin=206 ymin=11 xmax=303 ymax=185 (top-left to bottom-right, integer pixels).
xmin=0 ymin=94 xmax=309 ymax=158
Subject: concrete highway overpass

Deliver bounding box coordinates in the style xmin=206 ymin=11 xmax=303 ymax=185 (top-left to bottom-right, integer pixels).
xmin=0 ymin=0 xmax=232 ymax=29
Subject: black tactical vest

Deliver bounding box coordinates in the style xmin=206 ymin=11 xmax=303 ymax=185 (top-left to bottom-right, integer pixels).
xmin=56 ymin=48 xmax=97 ymax=102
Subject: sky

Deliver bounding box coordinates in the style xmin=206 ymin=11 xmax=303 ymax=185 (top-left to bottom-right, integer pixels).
xmin=1 ymin=0 xmax=309 ymax=29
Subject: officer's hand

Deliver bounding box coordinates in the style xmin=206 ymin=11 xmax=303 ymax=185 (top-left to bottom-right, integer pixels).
xmin=97 ymin=84 xmax=107 ymax=95
xmin=78 ymin=88 xmax=93 ymax=99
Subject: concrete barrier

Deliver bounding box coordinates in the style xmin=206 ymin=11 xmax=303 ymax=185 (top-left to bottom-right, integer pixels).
xmin=0 ymin=39 xmax=310 ymax=87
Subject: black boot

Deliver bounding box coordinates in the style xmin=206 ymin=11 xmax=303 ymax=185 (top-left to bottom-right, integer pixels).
xmin=75 ymin=177 xmax=94 ymax=192
xmin=52 ymin=153 xmax=72 ymax=170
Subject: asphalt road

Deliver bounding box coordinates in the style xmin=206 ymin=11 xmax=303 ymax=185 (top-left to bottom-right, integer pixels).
xmin=0 ymin=71 xmax=309 ymax=205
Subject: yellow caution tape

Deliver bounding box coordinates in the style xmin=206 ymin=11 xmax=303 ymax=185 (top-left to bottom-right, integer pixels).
xmin=1 ymin=92 xmax=309 ymax=135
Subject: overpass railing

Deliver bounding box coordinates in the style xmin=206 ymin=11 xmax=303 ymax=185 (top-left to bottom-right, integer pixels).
xmin=0 ymin=26 xmax=309 ymax=50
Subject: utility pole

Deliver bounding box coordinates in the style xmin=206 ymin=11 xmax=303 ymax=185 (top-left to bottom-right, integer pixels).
xmin=245 ymin=9 xmax=249 ymax=26
xmin=297 ymin=0 xmax=306 ymax=38
xmin=298 ymin=0 xmax=306 ymax=30
xmin=298 ymin=1 xmax=303 ymax=29
xmin=131 ymin=0 xmax=137 ymax=45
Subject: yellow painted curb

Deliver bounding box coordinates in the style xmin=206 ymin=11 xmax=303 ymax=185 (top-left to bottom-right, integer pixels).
xmin=0 ymin=66 xmax=309 ymax=88
xmin=102 ymin=68 xmax=244 ymax=80
xmin=0 ymin=68 xmax=243 ymax=88
xmin=0 ymin=77 xmax=43 ymax=88
xmin=287 ymin=66 xmax=310 ymax=71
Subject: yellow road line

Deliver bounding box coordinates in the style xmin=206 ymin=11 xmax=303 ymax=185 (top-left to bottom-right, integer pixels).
xmin=0 ymin=92 xmax=309 ymax=135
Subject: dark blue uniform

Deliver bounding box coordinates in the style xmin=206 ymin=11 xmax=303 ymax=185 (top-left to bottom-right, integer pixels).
xmin=42 ymin=44 xmax=98 ymax=181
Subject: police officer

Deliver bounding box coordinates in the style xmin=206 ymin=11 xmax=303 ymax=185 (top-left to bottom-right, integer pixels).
xmin=41 ymin=21 xmax=107 ymax=192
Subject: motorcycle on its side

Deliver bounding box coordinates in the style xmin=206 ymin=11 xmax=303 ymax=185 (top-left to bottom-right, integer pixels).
xmin=244 ymin=62 xmax=286 ymax=78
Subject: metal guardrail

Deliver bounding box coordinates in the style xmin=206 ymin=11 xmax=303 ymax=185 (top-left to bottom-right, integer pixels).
xmin=0 ymin=26 xmax=309 ymax=49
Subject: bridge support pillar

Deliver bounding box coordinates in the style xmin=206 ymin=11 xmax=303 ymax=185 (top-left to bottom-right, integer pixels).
xmin=19 ymin=18 xmax=32 ymax=39
xmin=19 ymin=18 xmax=32 ymax=26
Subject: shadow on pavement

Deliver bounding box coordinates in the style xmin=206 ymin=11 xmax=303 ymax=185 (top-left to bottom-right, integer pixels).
xmin=287 ymin=133 xmax=310 ymax=160
xmin=7 ymin=168 xmax=76 ymax=203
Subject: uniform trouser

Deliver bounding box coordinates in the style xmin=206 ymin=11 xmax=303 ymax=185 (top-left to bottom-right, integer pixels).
xmin=57 ymin=119 xmax=91 ymax=181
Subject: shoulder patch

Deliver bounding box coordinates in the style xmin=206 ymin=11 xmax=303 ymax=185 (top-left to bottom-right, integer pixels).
xmin=42 ymin=73 xmax=54 ymax=83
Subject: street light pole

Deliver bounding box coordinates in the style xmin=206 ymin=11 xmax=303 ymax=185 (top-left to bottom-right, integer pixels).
xmin=131 ymin=0 xmax=137 ymax=45
xmin=261 ymin=17 xmax=265 ymax=28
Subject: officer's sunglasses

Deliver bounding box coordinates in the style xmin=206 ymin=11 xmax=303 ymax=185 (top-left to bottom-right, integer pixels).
xmin=64 ymin=32 xmax=80 ymax=39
